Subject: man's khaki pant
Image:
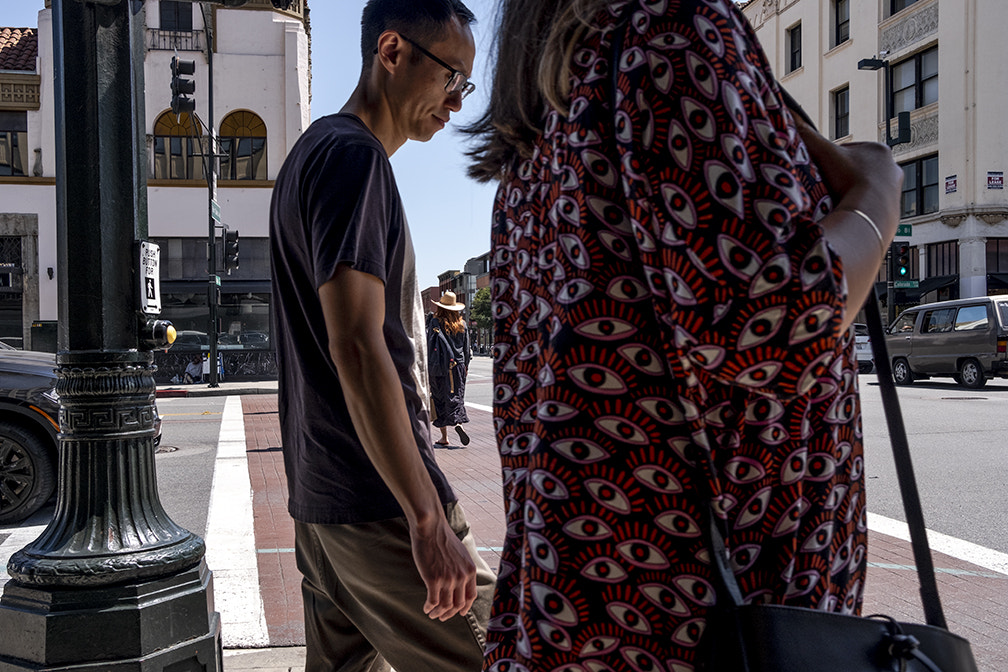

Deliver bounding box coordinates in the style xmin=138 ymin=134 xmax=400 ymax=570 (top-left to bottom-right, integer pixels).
xmin=294 ymin=502 xmax=496 ymax=672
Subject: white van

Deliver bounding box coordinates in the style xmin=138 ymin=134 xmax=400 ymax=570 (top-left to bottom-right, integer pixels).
xmin=884 ymin=296 xmax=1008 ymax=388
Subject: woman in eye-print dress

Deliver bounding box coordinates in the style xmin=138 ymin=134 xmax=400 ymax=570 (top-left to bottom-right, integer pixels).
xmin=464 ymin=0 xmax=903 ymax=670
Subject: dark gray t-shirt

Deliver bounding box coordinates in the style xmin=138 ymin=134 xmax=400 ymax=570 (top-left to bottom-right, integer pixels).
xmin=269 ymin=113 xmax=452 ymax=524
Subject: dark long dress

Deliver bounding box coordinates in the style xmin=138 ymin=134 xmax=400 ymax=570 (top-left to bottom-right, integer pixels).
xmin=428 ymin=317 xmax=470 ymax=428
xmin=482 ymin=1 xmax=867 ymax=670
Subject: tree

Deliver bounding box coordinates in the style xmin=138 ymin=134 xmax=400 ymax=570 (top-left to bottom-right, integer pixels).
xmin=470 ymin=286 xmax=493 ymax=333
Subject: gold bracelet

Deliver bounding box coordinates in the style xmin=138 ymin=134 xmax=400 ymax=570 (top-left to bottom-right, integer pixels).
xmin=848 ymin=208 xmax=886 ymax=259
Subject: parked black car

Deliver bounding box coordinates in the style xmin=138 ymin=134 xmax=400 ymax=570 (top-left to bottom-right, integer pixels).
xmin=0 ymin=349 xmax=161 ymax=524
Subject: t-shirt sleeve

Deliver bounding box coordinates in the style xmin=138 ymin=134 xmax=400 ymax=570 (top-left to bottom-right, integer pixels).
xmin=613 ymin=2 xmax=846 ymax=400
xmin=307 ymin=142 xmax=395 ymax=289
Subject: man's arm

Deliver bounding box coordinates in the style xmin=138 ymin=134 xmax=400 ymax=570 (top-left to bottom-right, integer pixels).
xmin=318 ymin=264 xmax=477 ymax=621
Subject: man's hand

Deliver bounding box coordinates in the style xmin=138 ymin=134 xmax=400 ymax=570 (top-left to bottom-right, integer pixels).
xmin=411 ymin=517 xmax=478 ymax=621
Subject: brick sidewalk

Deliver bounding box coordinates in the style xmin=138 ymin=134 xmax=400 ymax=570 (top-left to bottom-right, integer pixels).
xmin=240 ymin=394 xmax=1007 ymax=670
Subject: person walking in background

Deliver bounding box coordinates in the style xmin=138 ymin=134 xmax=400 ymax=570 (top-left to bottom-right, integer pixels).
xmin=428 ymin=291 xmax=471 ymax=447
xmin=269 ymin=1 xmax=494 ymax=670
xmin=465 ymin=0 xmax=902 ymax=669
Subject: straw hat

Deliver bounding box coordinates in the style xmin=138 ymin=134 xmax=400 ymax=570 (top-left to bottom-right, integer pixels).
xmin=432 ymin=291 xmax=465 ymax=311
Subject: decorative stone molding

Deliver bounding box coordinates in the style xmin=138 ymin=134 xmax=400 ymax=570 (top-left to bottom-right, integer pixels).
xmin=0 ymin=73 xmax=41 ymax=111
xmin=881 ymin=2 xmax=939 ymax=55
xmin=891 ymin=111 xmax=939 ymax=156
xmin=978 ymin=211 xmax=1008 ymax=226
xmin=939 ymin=208 xmax=1008 ymax=228
xmin=940 ymin=213 xmax=968 ymax=228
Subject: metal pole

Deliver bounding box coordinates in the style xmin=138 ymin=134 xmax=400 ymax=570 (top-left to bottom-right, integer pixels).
xmin=884 ymin=61 xmax=896 ymax=325
xmin=0 ymin=2 xmax=221 ymax=668
xmin=205 ymin=4 xmax=220 ymax=387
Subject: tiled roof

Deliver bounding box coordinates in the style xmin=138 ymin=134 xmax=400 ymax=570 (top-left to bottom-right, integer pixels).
xmin=0 ymin=28 xmax=37 ymax=72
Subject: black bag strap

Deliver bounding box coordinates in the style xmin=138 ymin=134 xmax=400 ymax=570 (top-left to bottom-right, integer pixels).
xmin=864 ymin=291 xmax=947 ymax=628
xmin=779 ymin=87 xmax=947 ymax=628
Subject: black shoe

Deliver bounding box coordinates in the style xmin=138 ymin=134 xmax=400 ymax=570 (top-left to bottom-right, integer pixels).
xmin=455 ymin=425 xmax=470 ymax=446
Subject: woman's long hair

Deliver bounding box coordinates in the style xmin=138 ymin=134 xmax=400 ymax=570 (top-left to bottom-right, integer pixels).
xmin=463 ymin=0 xmax=609 ymax=182
xmin=435 ymin=306 xmax=466 ymax=335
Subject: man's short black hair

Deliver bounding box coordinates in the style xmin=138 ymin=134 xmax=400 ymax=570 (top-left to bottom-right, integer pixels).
xmin=360 ymin=0 xmax=476 ymax=69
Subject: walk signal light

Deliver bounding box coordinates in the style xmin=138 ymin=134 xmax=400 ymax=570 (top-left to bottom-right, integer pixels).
xmin=224 ymin=229 xmax=239 ymax=274
xmin=170 ymin=57 xmax=196 ymax=115
xmin=892 ymin=241 xmax=911 ymax=279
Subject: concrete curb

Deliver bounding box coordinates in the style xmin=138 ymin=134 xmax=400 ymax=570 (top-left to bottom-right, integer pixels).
xmin=156 ymin=385 xmax=278 ymax=398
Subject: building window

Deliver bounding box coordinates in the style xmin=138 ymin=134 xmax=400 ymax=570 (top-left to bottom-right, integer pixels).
xmin=219 ymin=111 xmax=267 ymax=181
xmin=153 ymin=111 xmax=205 ymax=180
xmin=891 ymin=47 xmax=938 ymax=115
xmin=833 ymin=86 xmax=850 ymax=139
xmin=160 ymin=1 xmax=193 ymax=32
xmin=0 ymin=112 xmax=28 ymax=177
xmin=834 ymin=0 xmax=850 ymax=46
xmin=891 ymin=0 xmax=922 ymax=14
xmin=787 ymin=23 xmax=802 ymax=73
xmin=900 ymin=154 xmax=939 ymax=219
xmin=927 ymin=241 xmax=958 ymax=278
xmin=986 ymin=239 xmax=1008 ymax=274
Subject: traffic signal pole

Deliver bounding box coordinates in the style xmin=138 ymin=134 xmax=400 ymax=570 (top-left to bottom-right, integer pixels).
xmin=202 ymin=3 xmax=220 ymax=387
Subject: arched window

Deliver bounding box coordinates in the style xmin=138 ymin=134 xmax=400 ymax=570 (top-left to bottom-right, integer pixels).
xmin=153 ymin=111 xmax=205 ymax=180
xmin=219 ymin=110 xmax=267 ymax=181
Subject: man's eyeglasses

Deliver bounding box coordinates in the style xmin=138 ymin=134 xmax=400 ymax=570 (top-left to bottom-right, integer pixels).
xmin=398 ymin=34 xmax=476 ymax=100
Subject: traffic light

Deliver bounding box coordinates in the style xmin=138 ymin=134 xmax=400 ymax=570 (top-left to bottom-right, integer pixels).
xmin=170 ymin=56 xmax=196 ymax=115
xmin=891 ymin=241 xmax=911 ymax=279
xmin=224 ymin=228 xmax=239 ymax=274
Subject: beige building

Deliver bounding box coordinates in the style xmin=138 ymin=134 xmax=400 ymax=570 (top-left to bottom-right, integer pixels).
xmin=1 ymin=0 xmax=309 ymax=379
xmin=741 ymin=0 xmax=1008 ymax=308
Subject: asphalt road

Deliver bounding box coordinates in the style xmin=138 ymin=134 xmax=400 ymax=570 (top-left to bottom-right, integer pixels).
xmin=154 ymin=396 xmax=227 ymax=539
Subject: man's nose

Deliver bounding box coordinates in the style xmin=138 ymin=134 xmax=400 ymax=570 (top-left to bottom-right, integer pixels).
xmin=446 ymin=91 xmax=463 ymax=112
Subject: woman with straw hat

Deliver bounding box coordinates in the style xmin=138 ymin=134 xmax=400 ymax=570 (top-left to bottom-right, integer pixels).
xmin=427 ymin=291 xmax=471 ymax=446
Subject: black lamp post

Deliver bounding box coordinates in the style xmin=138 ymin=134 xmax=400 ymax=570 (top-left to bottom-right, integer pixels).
xmin=0 ymin=1 xmax=220 ymax=670
xmin=859 ymin=54 xmax=912 ymax=324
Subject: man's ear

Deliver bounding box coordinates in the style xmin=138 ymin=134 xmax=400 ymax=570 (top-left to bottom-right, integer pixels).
xmin=375 ymin=30 xmax=405 ymax=74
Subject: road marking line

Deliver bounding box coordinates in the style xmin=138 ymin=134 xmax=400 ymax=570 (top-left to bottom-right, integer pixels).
xmin=204 ymin=395 xmax=270 ymax=647
xmin=466 ymin=402 xmax=493 ymax=413
xmin=868 ymin=512 xmax=1008 ymax=577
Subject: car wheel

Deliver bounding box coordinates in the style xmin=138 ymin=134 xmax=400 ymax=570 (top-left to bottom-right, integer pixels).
xmin=958 ymin=358 xmax=987 ymax=389
xmin=0 ymin=422 xmax=56 ymax=525
xmin=892 ymin=358 xmax=914 ymax=386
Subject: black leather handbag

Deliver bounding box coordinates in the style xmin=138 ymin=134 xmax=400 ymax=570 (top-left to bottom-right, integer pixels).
xmin=701 ymin=296 xmax=979 ymax=672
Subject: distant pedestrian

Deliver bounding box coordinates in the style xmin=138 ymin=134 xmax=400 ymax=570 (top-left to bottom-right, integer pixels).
xmin=269 ymin=1 xmax=494 ymax=671
xmin=427 ymin=291 xmax=471 ymax=446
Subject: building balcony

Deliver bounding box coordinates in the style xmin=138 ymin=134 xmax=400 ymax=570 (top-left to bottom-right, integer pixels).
xmin=147 ymin=29 xmax=205 ymax=52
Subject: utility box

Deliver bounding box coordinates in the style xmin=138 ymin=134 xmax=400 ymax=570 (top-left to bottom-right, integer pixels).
xmin=30 ymin=320 xmax=58 ymax=352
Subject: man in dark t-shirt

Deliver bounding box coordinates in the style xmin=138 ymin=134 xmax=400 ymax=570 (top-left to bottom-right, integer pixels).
xmin=269 ymin=2 xmax=493 ymax=670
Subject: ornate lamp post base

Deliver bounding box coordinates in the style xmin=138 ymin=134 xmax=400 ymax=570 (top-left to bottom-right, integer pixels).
xmin=0 ymin=564 xmax=220 ymax=672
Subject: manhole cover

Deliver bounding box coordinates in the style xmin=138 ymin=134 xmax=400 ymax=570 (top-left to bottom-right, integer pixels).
xmin=156 ymin=445 xmax=178 ymax=454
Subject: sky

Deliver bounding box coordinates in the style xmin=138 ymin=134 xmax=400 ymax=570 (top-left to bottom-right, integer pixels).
xmin=2 ymin=0 xmax=502 ymax=289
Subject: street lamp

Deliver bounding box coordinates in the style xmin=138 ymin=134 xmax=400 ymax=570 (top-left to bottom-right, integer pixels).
xmin=857 ymin=55 xmax=912 ymax=149
xmin=859 ymin=54 xmax=912 ymax=325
